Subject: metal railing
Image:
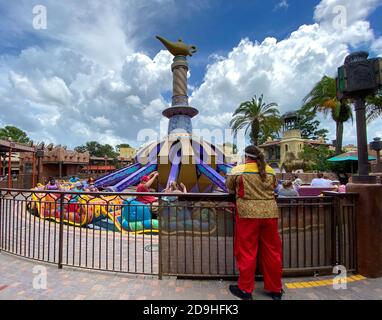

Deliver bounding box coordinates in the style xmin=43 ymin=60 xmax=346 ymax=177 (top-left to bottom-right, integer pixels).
xmin=0 ymin=188 xmax=357 ymax=277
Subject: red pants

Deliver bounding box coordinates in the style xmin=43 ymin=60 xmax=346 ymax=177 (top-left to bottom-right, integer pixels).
xmin=234 ymin=215 xmax=282 ymax=293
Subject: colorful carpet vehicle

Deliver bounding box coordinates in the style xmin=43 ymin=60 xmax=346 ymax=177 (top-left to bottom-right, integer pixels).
xmin=28 ymin=192 xmax=159 ymax=234
xmin=91 ymin=199 xmax=158 ymax=234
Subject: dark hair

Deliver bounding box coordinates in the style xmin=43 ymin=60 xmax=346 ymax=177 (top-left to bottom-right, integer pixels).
xmin=244 ymin=145 xmax=267 ymax=182
xmin=282 ymin=180 xmax=293 ymax=189
xmin=317 ymin=173 xmax=324 ymax=179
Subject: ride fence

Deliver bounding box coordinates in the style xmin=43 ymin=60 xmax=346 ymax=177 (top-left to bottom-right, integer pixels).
xmin=0 ymin=189 xmax=357 ymax=278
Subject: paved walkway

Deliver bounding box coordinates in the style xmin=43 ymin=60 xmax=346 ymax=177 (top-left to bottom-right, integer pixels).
xmin=1 ymin=253 xmax=382 ymax=300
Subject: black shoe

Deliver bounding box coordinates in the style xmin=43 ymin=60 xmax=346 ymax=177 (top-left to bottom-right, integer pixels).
xmin=229 ymin=285 xmax=253 ymax=300
xmin=268 ymin=289 xmax=284 ymax=300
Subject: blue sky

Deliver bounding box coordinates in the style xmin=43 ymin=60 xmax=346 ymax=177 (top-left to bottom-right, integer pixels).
xmin=146 ymin=0 xmax=336 ymax=85
xmin=0 ymin=0 xmax=381 ymax=148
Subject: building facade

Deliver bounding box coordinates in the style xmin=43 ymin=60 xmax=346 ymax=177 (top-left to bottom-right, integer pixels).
xmin=258 ymin=111 xmax=330 ymax=171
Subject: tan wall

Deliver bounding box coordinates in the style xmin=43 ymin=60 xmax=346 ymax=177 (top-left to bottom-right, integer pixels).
xmin=280 ymin=140 xmax=304 ymax=164
xmin=279 ymin=129 xmax=303 ymax=164
xmin=119 ymin=147 xmax=136 ymax=159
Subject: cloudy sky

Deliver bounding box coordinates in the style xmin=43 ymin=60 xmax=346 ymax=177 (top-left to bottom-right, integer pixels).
xmin=0 ymin=0 xmax=381 ymax=149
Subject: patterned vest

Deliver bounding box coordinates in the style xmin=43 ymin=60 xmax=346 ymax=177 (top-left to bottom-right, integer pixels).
xmin=226 ymin=162 xmax=279 ymax=219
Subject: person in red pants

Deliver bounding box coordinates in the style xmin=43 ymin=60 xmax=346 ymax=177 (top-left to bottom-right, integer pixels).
xmin=226 ymin=145 xmax=283 ymax=300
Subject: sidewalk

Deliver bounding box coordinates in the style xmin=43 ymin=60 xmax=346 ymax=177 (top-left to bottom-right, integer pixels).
xmin=1 ymin=253 xmax=381 ymax=300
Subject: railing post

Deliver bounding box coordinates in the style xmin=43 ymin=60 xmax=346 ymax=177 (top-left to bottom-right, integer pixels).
xmin=158 ymin=197 xmax=162 ymax=280
xmin=324 ymin=193 xmax=339 ymax=267
xmin=0 ymin=192 xmax=2 ymax=252
xmin=58 ymin=193 xmax=64 ymax=269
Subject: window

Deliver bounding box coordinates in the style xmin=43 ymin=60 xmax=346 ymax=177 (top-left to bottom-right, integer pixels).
xmin=285 ymin=144 xmax=289 ymax=152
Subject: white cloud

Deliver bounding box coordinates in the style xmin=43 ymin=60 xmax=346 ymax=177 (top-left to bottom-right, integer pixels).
xmin=0 ymin=0 xmax=381 ymax=150
xmin=314 ymin=0 xmax=381 ymax=25
xmin=190 ymin=0 xmax=382 ymax=146
xmin=372 ymin=37 xmax=382 ymax=56
xmin=91 ymin=116 xmax=111 ymax=128
xmin=274 ymin=0 xmax=289 ymax=11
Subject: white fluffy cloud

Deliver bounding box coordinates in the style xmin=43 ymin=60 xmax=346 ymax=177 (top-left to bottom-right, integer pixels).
xmin=0 ymin=0 xmax=177 ymax=147
xmin=190 ymin=0 xmax=382 ymax=145
xmin=0 ymin=0 xmax=381 ymax=149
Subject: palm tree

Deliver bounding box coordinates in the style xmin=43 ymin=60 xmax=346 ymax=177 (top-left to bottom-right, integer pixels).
xmin=366 ymin=91 xmax=382 ymax=123
xmin=230 ymin=94 xmax=281 ymax=146
xmin=302 ymin=76 xmax=352 ymax=155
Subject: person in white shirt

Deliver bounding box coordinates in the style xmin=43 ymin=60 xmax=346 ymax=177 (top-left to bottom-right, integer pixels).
xmin=311 ymin=173 xmax=332 ymax=187
xmin=292 ymin=175 xmax=303 ymax=189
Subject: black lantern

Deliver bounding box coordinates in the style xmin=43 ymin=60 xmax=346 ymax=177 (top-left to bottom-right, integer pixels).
xmin=336 ymin=52 xmax=382 ymax=184
xmin=337 ymin=52 xmax=382 ymax=99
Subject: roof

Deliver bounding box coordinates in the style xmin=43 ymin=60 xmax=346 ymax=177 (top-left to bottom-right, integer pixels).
xmin=328 ymin=151 xmax=377 ymax=162
xmin=282 ymin=111 xmax=299 ymax=119
xmin=309 ymin=140 xmax=328 ymax=145
xmin=81 ymin=165 xmax=116 ymax=171
xmin=0 ymin=139 xmax=36 ymax=153
xmin=258 ymin=139 xmax=328 ymax=148
xmin=258 ymin=141 xmax=282 ymax=147
xmin=90 ymin=156 xmax=115 ymax=161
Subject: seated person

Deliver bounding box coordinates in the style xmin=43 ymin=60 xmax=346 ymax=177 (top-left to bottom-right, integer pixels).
xmin=311 ymin=173 xmax=332 ymax=187
xmin=69 ymin=176 xmax=79 ymax=183
xmin=45 ymin=177 xmax=61 ymax=190
xmin=277 ymin=180 xmax=299 ymax=197
xmin=136 ymin=172 xmax=159 ymax=205
xmin=84 ymin=177 xmax=99 ymax=192
xmin=332 ymin=180 xmax=346 ymax=193
xmin=163 ymin=181 xmax=187 ymax=194
xmin=71 ymin=181 xmax=83 ymax=192
xmin=34 ymin=183 xmax=45 ymax=190
xmin=275 ymin=180 xmax=283 ymax=194
xmin=292 ymin=175 xmax=303 ymax=189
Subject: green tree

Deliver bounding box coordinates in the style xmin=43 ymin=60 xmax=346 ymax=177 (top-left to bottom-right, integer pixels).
xmin=75 ymin=141 xmax=118 ymax=159
xmin=0 ymin=125 xmax=31 ymax=144
xmin=74 ymin=145 xmax=87 ymax=153
xmin=298 ymin=144 xmax=335 ymax=172
xmin=230 ymin=94 xmax=281 ymax=146
xmin=303 ymin=76 xmax=352 ymax=155
xmin=296 ymin=106 xmax=329 ymax=140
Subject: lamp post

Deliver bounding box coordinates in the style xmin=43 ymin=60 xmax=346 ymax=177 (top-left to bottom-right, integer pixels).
xmin=337 ymin=51 xmax=382 ymax=184
xmin=370 ymin=137 xmax=382 ymax=173
xmin=339 ymin=52 xmax=382 ymax=278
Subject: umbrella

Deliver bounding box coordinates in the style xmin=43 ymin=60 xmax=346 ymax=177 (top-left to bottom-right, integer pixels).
xmin=328 ymin=151 xmax=376 ymax=162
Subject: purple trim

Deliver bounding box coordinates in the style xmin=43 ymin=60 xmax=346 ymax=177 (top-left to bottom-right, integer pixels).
xmin=190 ymin=184 xmax=200 ymax=193
xmin=112 ymin=163 xmax=158 ymax=192
xmin=95 ymin=163 xmax=142 ymax=187
xmin=196 ymin=161 xmax=227 ymax=192
xmin=166 ymin=149 xmax=181 ymax=188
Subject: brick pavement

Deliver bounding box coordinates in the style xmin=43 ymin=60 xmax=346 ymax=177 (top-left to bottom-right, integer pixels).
xmin=1 ymin=253 xmax=382 ymax=300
